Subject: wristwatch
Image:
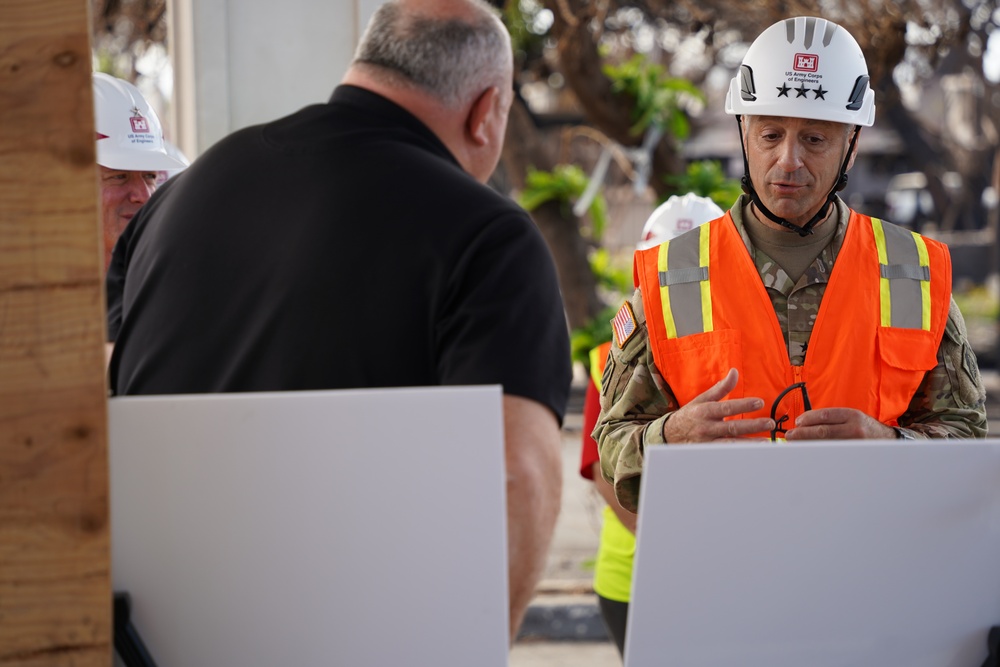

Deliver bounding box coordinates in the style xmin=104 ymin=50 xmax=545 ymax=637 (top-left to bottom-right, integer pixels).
xmin=893 ymin=427 xmax=916 ymax=440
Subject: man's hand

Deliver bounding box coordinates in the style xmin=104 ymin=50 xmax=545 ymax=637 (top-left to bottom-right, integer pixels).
xmin=785 ymin=407 xmax=896 ymax=440
xmin=662 ymin=368 xmax=775 ymax=443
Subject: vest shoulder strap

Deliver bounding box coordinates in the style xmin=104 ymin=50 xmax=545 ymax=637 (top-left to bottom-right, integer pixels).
xmin=867 ymin=216 xmax=950 ymax=332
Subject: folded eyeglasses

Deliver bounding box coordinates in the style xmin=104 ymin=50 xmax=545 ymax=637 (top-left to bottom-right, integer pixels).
xmin=769 ymin=382 xmax=812 ymax=442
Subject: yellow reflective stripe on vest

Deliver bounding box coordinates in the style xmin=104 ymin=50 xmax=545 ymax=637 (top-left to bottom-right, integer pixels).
xmin=589 ymin=345 xmax=605 ymax=391
xmin=871 ymin=218 xmax=932 ymax=330
xmin=699 ymin=225 xmax=713 ymax=333
xmin=657 ymin=224 xmax=712 ymax=339
xmin=916 ymin=235 xmax=931 ymax=330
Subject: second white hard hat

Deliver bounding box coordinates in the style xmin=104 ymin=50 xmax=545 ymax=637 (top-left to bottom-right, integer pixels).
xmin=637 ymin=193 xmax=725 ymax=250
xmin=93 ymin=72 xmax=188 ymax=172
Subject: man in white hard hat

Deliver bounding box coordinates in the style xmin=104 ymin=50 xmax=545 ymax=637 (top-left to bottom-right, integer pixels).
xmin=594 ymin=16 xmax=987 ymax=514
xmin=93 ymin=72 xmax=187 ymax=271
xmin=579 ymin=193 xmax=723 ymax=657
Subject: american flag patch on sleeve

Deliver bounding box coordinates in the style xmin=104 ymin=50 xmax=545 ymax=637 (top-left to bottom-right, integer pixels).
xmin=612 ymin=300 xmax=638 ymax=348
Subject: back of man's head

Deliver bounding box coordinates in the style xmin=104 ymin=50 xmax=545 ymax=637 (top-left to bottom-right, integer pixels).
xmin=353 ymin=0 xmax=511 ymax=110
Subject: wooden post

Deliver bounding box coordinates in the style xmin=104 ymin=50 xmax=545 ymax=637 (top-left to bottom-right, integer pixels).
xmin=0 ymin=0 xmax=112 ymax=665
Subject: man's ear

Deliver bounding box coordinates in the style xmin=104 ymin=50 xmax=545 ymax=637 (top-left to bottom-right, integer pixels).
xmin=467 ymin=86 xmax=499 ymax=146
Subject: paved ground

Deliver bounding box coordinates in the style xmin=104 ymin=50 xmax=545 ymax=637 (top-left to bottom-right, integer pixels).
xmin=509 ymin=368 xmax=1000 ymax=666
xmin=510 ymin=399 xmax=620 ymax=666
xmin=510 ymin=640 xmax=621 ymax=666
xmin=504 ymin=368 xmax=622 ymax=665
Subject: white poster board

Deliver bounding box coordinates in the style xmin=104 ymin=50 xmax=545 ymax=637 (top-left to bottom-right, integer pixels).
xmin=626 ymin=440 xmax=1000 ymax=667
xmin=109 ymin=385 xmax=509 ymax=667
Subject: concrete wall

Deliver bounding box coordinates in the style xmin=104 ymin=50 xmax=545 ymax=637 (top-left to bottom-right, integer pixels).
xmin=168 ymin=0 xmax=384 ymax=159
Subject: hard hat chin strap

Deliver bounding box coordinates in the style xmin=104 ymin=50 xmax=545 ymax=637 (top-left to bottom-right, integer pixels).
xmin=736 ymin=118 xmax=860 ymax=237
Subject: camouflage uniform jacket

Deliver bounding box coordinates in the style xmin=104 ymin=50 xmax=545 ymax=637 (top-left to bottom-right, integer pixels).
xmin=593 ymin=196 xmax=988 ymax=513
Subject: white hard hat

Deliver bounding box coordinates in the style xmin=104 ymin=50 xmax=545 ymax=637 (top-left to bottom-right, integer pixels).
xmin=637 ymin=193 xmax=724 ymax=250
xmin=93 ymin=72 xmax=188 ymax=171
xmin=725 ymin=16 xmax=875 ymax=127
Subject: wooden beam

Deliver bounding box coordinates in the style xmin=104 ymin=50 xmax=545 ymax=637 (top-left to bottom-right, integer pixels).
xmin=0 ymin=0 xmax=111 ymax=665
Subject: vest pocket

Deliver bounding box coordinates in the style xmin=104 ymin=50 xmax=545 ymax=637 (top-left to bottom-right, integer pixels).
xmin=657 ymin=328 xmax=743 ymax=406
xmin=876 ymin=326 xmax=939 ymax=422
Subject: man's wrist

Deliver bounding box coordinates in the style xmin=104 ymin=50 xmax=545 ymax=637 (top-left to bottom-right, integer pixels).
xmin=658 ymin=412 xmax=675 ymax=444
xmin=646 ymin=413 xmax=671 ymax=446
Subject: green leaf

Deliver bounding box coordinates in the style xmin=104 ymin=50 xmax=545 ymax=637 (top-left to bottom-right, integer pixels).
xmin=662 ymin=160 xmax=742 ymax=209
xmin=517 ymin=164 xmax=608 ymax=238
xmin=603 ymin=53 xmax=704 ymax=137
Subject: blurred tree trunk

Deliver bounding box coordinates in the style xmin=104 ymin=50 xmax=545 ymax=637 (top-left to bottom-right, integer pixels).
xmin=540 ymin=0 xmax=686 ymax=199
xmin=532 ymin=201 xmax=605 ymax=330
xmin=501 ymin=0 xmax=688 ymax=331
xmin=502 ymin=99 xmax=602 ymax=330
xmin=851 ymin=4 xmax=997 ymax=232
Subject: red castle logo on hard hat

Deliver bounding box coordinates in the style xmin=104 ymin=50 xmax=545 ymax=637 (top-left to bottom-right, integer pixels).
xmin=794 ymin=53 xmax=819 ymax=72
xmin=129 ymin=106 xmax=151 ymax=133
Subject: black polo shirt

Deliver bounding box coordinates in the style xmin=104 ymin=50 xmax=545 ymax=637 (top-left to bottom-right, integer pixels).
xmin=108 ymin=86 xmax=571 ymax=423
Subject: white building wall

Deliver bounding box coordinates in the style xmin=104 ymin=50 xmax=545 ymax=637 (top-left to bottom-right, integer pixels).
xmin=168 ymin=0 xmax=384 ymax=159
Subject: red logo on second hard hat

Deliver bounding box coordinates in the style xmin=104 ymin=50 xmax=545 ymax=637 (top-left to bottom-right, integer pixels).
xmin=676 ymin=218 xmax=693 ymax=231
xmin=794 ymin=53 xmax=818 ymax=72
xmin=130 ymin=116 xmax=150 ymax=133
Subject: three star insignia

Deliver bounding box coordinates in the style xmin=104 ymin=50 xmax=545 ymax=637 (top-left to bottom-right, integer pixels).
xmin=776 ymin=84 xmax=828 ymax=101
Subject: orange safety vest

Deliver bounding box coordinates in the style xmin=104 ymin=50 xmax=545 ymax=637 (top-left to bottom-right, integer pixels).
xmin=634 ymin=210 xmax=951 ymax=436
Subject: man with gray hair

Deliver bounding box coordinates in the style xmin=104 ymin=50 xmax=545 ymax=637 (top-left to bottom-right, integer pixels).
xmin=108 ymin=0 xmax=572 ymax=639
